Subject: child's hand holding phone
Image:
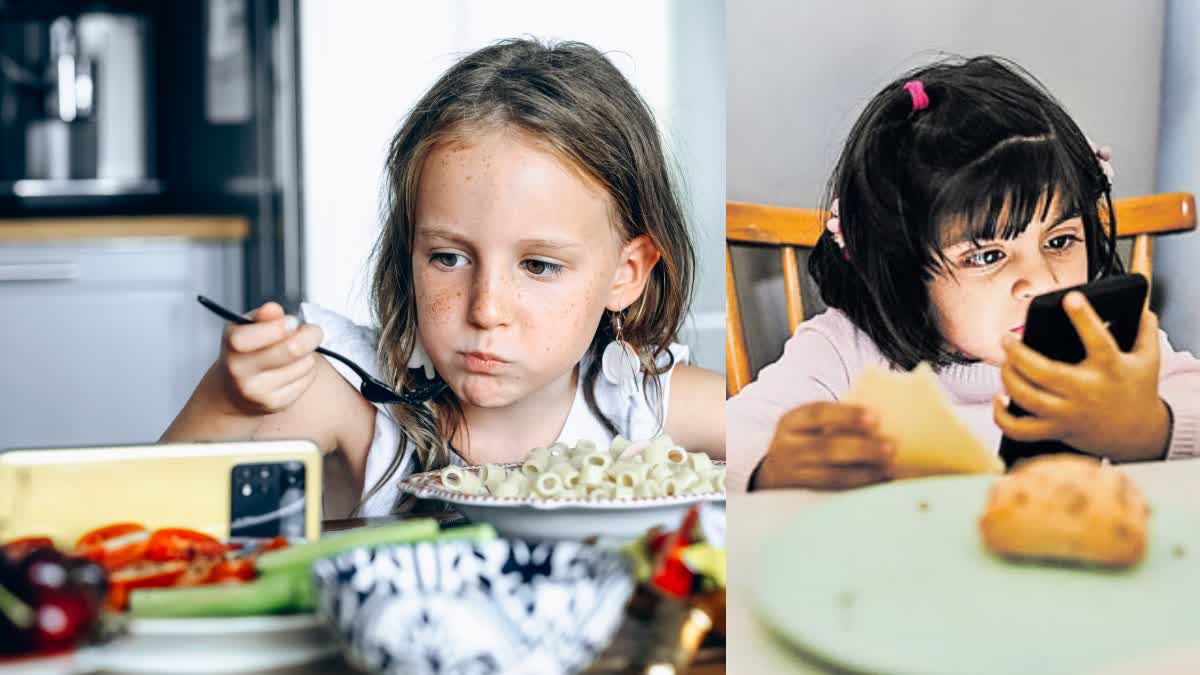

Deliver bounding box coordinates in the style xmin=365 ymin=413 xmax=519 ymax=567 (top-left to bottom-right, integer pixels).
xmin=216 ymin=302 xmax=325 ymax=416
xmin=753 ymin=402 xmax=896 ymax=490
xmin=994 ymin=290 xmax=1171 ymax=462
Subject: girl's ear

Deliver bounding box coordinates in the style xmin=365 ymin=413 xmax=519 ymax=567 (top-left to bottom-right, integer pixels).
xmin=607 ymin=234 xmax=661 ymax=312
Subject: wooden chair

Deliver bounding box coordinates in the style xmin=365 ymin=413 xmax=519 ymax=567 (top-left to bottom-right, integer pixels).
xmin=726 ymin=192 xmax=1198 ymax=396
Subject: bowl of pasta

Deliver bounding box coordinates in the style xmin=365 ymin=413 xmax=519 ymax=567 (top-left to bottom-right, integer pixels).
xmin=396 ymin=436 xmax=726 ymax=542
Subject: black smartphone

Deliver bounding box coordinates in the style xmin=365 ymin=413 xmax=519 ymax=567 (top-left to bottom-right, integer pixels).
xmin=998 ymin=273 xmax=1148 ymax=468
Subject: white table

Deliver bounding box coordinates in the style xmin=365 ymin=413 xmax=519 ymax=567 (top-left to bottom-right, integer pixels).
xmin=726 ymin=459 xmax=1200 ymax=674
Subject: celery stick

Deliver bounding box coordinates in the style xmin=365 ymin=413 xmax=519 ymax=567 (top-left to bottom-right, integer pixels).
xmin=128 ymin=571 xmax=309 ymax=618
xmin=255 ymin=519 xmax=441 ymax=574
xmin=130 ymin=521 xmax=497 ymax=618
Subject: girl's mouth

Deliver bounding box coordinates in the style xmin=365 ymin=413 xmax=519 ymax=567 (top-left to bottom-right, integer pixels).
xmin=461 ymin=352 xmax=509 ymax=373
xmin=1010 ymin=325 xmax=1025 ymax=337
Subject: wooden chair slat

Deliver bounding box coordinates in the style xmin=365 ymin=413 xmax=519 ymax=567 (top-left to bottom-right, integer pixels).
xmin=780 ymin=245 xmax=804 ymax=333
xmin=726 ymin=245 xmax=752 ymax=396
xmin=1131 ymin=234 xmax=1153 ymax=294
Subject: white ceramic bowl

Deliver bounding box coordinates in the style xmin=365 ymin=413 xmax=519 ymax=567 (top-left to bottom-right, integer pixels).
xmin=397 ymin=462 xmax=725 ymax=541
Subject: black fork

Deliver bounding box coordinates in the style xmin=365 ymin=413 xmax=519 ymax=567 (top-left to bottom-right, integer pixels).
xmin=197 ymin=295 xmax=446 ymax=405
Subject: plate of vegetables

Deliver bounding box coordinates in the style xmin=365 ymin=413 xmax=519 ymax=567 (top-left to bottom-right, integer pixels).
xmin=3 ymin=519 xmax=498 ymax=674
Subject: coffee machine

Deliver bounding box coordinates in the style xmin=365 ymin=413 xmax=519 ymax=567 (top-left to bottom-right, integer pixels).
xmin=4 ymin=10 xmax=153 ymax=193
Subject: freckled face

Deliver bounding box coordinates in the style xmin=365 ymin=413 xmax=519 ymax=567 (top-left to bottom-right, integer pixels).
xmin=411 ymin=127 xmax=625 ymax=408
xmin=927 ymin=197 xmax=1089 ymax=366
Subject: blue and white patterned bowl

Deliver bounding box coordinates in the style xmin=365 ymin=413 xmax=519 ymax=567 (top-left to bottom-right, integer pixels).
xmin=311 ymin=538 xmax=634 ymax=675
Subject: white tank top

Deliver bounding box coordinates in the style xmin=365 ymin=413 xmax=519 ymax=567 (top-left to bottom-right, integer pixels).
xmin=300 ymin=303 xmax=689 ymax=516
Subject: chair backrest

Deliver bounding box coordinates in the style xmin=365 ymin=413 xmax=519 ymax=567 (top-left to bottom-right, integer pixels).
xmin=725 ymin=192 xmax=1197 ymax=396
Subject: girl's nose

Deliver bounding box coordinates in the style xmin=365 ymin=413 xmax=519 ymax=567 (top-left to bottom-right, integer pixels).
xmin=1011 ymin=254 xmax=1061 ymax=300
xmin=468 ymin=267 xmax=513 ymax=329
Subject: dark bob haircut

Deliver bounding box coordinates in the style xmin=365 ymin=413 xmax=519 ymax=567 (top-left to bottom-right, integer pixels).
xmin=809 ymin=55 xmax=1121 ymax=371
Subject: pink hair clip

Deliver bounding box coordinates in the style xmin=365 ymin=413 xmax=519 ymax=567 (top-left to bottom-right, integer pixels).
xmin=826 ymin=198 xmax=847 ymax=258
xmin=903 ymin=80 xmax=929 ymax=111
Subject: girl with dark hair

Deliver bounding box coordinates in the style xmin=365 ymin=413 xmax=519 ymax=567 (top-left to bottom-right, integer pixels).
xmin=163 ymin=38 xmax=724 ymax=514
xmin=728 ymin=56 xmax=1200 ymax=491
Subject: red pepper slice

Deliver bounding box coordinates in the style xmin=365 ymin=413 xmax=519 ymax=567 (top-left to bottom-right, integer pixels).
xmin=106 ymin=561 xmax=188 ymax=611
xmin=261 ymin=536 xmax=289 ymax=553
xmin=650 ymin=506 xmax=701 ymax=599
xmin=207 ymin=559 xmax=256 ymax=583
xmin=76 ymin=523 xmax=145 ymax=550
xmin=645 ymin=530 xmax=670 ymax=555
xmin=75 ymin=523 xmax=150 ymax=571
xmin=145 ymin=528 xmax=227 ymax=562
xmin=3 ymin=536 xmax=55 ymax=561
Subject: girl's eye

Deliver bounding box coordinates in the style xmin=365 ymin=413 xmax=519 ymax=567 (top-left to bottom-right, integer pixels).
xmin=1046 ymin=234 xmax=1082 ymax=251
xmin=963 ymin=249 xmax=1005 ymax=268
xmin=521 ymin=259 xmax=563 ymax=277
xmin=431 ymin=252 xmax=467 ymax=269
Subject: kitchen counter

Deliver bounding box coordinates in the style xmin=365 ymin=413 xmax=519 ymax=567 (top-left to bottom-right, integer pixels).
xmin=0 ymin=215 xmax=249 ymax=242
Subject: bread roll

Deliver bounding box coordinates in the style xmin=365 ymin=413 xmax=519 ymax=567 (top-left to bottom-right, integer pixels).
xmin=979 ymin=454 xmax=1149 ymax=567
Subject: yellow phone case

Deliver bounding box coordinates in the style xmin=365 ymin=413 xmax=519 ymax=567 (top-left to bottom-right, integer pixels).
xmin=0 ymin=440 xmax=322 ymax=547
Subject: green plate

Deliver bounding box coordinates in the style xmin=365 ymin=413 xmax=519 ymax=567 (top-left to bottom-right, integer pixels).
xmin=752 ymin=475 xmax=1200 ymax=675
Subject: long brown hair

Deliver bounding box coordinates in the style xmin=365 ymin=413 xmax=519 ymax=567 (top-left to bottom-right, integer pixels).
xmin=360 ymin=38 xmax=695 ymax=512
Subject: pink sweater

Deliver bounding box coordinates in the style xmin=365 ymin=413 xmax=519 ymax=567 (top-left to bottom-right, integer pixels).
xmin=726 ymin=308 xmax=1200 ymax=492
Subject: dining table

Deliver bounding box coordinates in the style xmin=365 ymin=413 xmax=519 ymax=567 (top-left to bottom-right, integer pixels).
xmin=79 ymin=509 xmax=725 ymax=675
xmin=725 ymin=457 xmax=1200 ymax=674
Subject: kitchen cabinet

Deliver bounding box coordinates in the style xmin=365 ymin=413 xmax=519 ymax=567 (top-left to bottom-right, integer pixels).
xmin=0 ymin=238 xmax=242 ymax=448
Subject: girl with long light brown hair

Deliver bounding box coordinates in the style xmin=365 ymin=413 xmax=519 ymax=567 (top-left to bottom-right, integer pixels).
xmin=164 ymin=38 xmax=724 ymax=514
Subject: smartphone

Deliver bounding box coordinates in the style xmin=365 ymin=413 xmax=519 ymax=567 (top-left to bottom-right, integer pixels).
xmin=0 ymin=440 xmax=322 ymax=546
xmin=998 ymin=274 xmax=1148 ymax=468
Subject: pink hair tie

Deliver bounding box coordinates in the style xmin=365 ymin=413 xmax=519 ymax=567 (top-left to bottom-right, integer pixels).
xmin=903 ymin=80 xmax=929 ymax=111
xmin=826 ymin=198 xmax=849 ymax=260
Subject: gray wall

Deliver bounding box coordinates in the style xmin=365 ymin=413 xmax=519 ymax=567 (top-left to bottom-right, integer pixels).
xmin=669 ymin=0 xmax=727 ymax=372
xmin=1155 ymin=0 xmax=1200 ymax=355
xmin=729 ymin=0 xmax=1167 ymax=373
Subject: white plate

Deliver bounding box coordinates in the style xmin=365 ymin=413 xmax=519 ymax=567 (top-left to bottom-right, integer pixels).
xmin=74 ymin=614 xmax=337 ymax=674
xmin=398 ymin=462 xmax=725 ymax=541
xmin=0 ymin=651 xmax=78 ymax=675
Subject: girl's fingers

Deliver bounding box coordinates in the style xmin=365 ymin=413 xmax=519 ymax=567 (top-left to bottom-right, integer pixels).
xmin=790 ymin=434 xmax=893 ymax=466
xmin=257 ymin=352 xmax=319 ymax=392
xmin=225 ymin=324 xmax=322 ymax=385
xmin=258 ymin=367 xmax=319 ymax=412
xmin=1000 ymin=364 xmax=1068 ymax=418
xmin=1132 ymin=307 xmax=1161 ymax=355
xmin=993 ymin=394 xmax=1063 ymax=442
xmin=249 ymin=324 xmax=324 ymax=370
xmin=233 ymin=354 xmax=316 ymax=409
xmin=1001 ymin=335 xmax=1076 ymax=396
xmin=252 ymin=302 xmax=285 ymax=322
xmin=1062 ymin=292 xmax=1119 ymax=366
xmin=226 ymin=316 xmax=309 ymax=354
xmin=779 ymin=401 xmax=879 ymax=436
xmin=784 ymin=464 xmax=889 ymax=490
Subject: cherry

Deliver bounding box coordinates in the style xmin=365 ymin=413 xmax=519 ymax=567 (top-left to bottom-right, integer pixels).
xmin=18 ymin=550 xmax=69 ymax=606
xmin=29 ymin=591 xmax=93 ymax=652
xmin=0 ymin=545 xmax=106 ymax=656
xmin=64 ymin=559 xmax=108 ymax=614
